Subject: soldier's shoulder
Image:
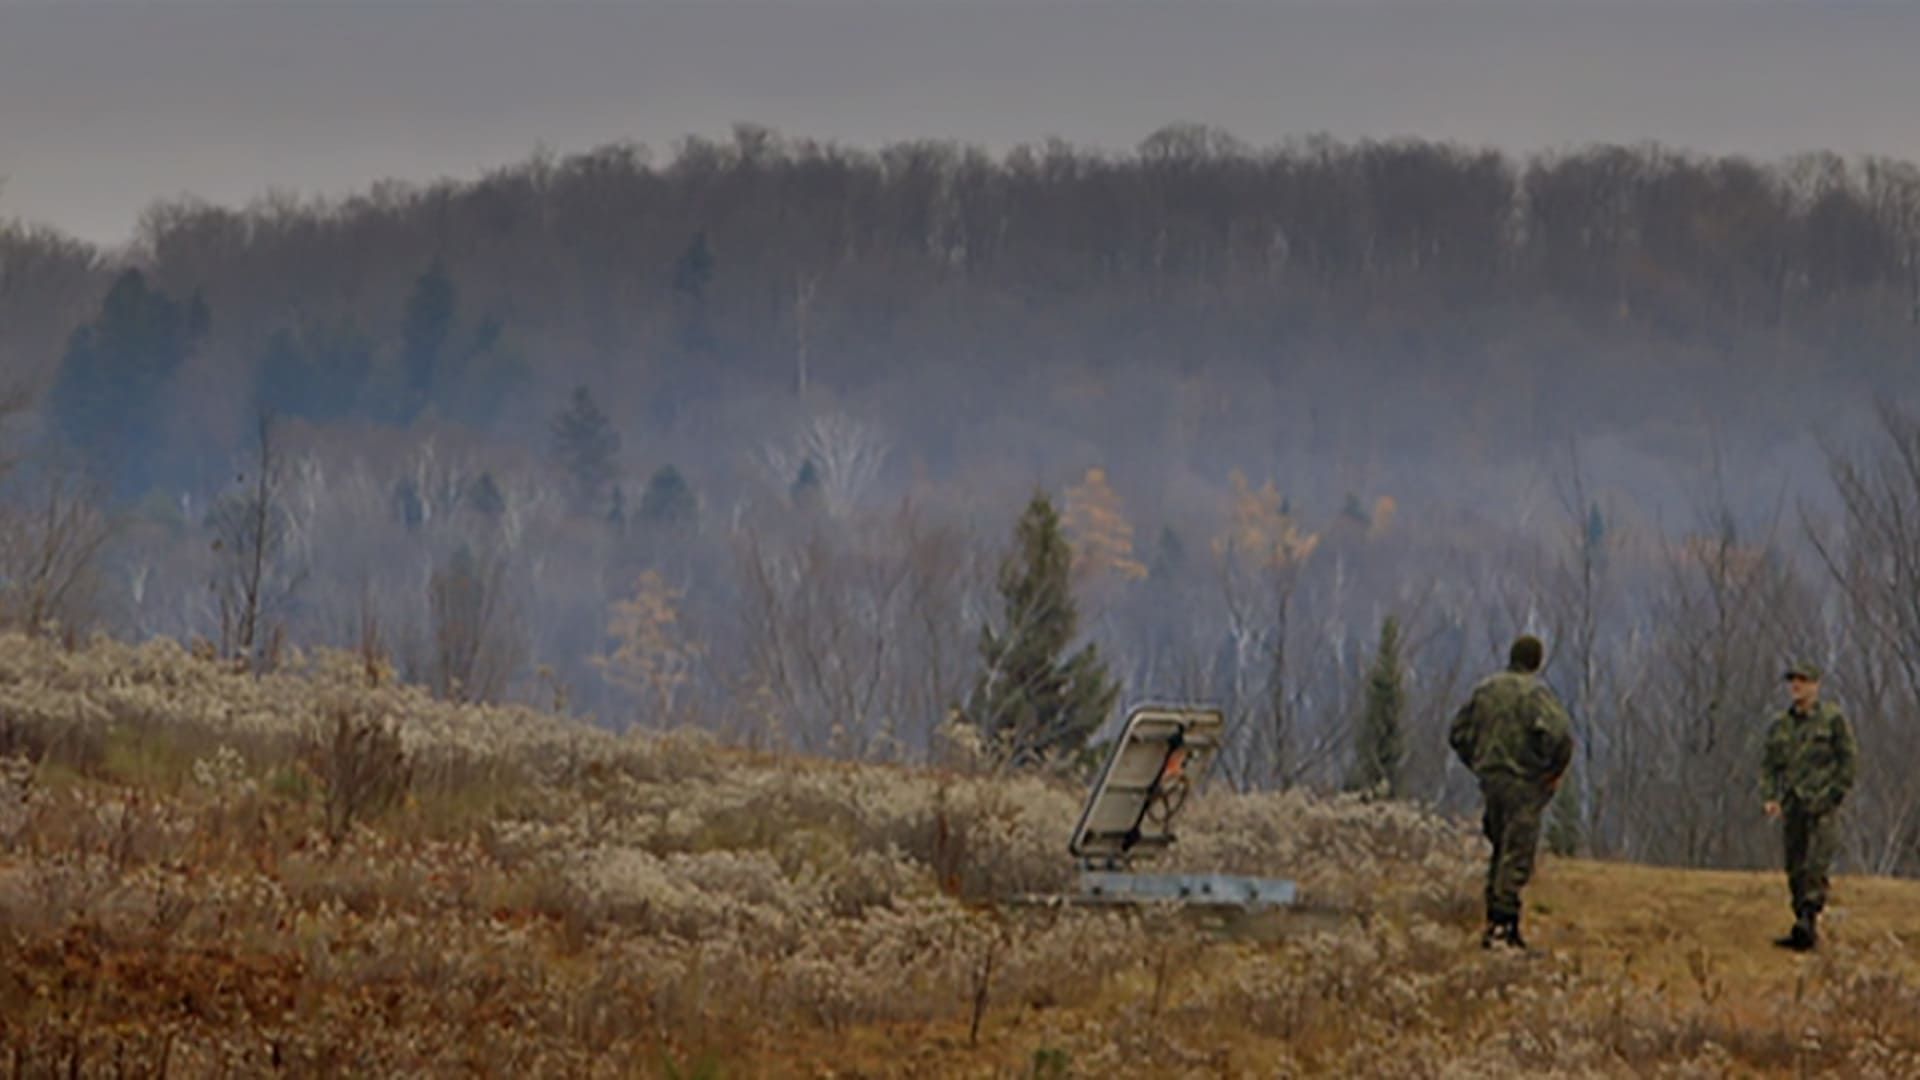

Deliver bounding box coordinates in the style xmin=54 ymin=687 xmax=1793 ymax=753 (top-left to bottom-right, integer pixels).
xmin=1467 ymin=672 xmax=1507 ymax=694
xmin=1526 ymin=674 xmax=1564 ymax=698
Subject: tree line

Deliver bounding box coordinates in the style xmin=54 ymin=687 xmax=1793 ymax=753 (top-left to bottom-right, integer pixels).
xmin=5 ymin=127 xmax=1919 ymax=481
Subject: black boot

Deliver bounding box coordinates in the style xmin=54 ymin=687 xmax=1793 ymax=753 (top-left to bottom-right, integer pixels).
xmin=1773 ymin=910 xmax=1817 ymax=952
xmin=1482 ymin=913 xmax=1526 ymax=950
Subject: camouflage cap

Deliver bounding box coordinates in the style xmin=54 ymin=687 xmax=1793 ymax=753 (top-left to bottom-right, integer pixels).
xmin=1782 ymin=661 xmax=1823 ymax=681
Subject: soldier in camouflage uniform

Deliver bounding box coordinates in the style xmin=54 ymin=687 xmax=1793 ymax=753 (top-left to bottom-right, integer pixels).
xmin=1448 ymin=635 xmax=1573 ymax=950
xmin=1761 ymin=661 xmax=1856 ymax=952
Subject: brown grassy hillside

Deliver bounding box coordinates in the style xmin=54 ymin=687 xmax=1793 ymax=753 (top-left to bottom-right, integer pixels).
xmin=2 ymin=634 xmax=1918 ymax=1077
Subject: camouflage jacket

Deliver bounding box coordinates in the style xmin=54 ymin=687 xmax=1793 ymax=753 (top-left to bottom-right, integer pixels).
xmin=1448 ymin=670 xmax=1573 ymax=785
xmin=1761 ymin=700 xmax=1856 ymax=816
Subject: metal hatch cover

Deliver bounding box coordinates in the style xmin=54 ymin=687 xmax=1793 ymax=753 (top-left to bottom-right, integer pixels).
xmin=1068 ymin=704 xmax=1225 ymax=864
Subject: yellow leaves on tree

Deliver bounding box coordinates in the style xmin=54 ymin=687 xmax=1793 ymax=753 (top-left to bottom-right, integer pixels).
xmin=1370 ymin=495 xmax=1397 ymax=538
xmin=1213 ymin=470 xmax=1321 ymax=572
xmin=1680 ymin=533 xmax=1767 ymax=590
xmin=595 ymin=570 xmax=703 ymax=720
xmin=1061 ymin=467 xmax=1147 ymax=586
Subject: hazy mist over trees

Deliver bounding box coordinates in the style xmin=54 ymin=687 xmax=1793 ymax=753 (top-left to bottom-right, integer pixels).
xmin=4 ymin=125 xmax=1920 ymax=875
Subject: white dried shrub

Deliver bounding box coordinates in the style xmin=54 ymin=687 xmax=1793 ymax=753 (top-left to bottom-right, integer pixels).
xmin=1171 ymin=786 xmax=1482 ymax=913
xmin=191 ymin=743 xmax=257 ymax=798
xmin=565 ymin=846 xmax=813 ymax=944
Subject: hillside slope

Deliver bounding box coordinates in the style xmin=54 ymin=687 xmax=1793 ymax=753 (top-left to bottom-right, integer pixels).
xmin=1 ymin=635 xmax=1918 ymax=1077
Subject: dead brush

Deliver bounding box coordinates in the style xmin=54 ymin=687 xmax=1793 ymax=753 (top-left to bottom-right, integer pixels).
xmin=1816 ymin=946 xmax=1920 ymax=1045
xmin=309 ymin=700 xmax=411 ymax=851
xmin=0 ymin=753 xmax=35 ymax=849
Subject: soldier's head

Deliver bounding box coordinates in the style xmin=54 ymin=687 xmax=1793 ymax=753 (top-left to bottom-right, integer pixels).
xmin=1784 ymin=662 xmax=1822 ymax=709
xmin=1508 ymin=635 xmax=1545 ymax=674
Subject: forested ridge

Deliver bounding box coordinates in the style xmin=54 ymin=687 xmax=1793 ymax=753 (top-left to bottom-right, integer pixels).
xmin=2 ymin=125 xmax=1919 ymax=873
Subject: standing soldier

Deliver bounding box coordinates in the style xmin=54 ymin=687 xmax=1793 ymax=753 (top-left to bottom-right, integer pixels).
xmin=1761 ymin=662 xmax=1856 ymax=952
xmin=1449 ymin=634 xmax=1572 ymax=950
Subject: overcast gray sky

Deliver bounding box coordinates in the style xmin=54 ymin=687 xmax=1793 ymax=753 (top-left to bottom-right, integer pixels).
xmin=2 ymin=0 xmax=1916 ymax=247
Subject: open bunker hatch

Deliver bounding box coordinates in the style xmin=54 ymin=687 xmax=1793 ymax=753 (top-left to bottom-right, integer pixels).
xmin=1054 ymin=703 xmax=1298 ymax=912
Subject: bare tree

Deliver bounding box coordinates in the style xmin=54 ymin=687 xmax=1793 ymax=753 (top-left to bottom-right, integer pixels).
xmin=791 ymin=272 xmax=819 ymax=397
xmin=1809 ymin=401 xmax=1920 ymax=874
xmin=428 ymin=543 xmax=524 ymax=704
xmin=1864 ymin=158 xmax=1920 ymax=324
xmin=1540 ymin=442 xmax=1620 ymax=854
xmin=757 ymin=412 xmax=890 ymax=518
xmin=209 ymin=411 xmax=303 ymax=671
xmin=1211 ymin=534 xmax=1359 ymax=790
xmin=737 ymin=514 xmax=916 ymax=757
xmin=0 ymin=467 xmax=109 ymax=637
xmin=0 ymin=381 xmax=28 ymax=480
xmin=1627 ymin=495 xmax=1810 ymax=869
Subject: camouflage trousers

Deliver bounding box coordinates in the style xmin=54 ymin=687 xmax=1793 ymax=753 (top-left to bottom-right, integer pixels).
xmin=1782 ymin=805 xmax=1840 ymax=916
xmin=1480 ymin=776 xmax=1553 ymax=923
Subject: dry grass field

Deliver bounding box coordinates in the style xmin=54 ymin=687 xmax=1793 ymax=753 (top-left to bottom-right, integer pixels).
xmin=3 ymin=633 xmax=1920 ymax=1077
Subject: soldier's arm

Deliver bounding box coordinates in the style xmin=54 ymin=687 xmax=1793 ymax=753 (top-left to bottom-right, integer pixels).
xmin=1759 ymin=716 xmax=1788 ymax=804
xmin=1447 ymin=691 xmax=1480 ymax=768
xmin=1829 ymin=709 xmax=1858 ymax=807
xmin=1540 ymin=691 xmax=1574 ymax=780
xmin=1518 ymin=687 xmax=1574 ymax=785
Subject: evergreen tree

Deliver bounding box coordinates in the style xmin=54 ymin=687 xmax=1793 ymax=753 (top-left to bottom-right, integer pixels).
xmin=436 ymin=315 xmax=533 ymax=429
xmin=607 ymin=483 xmax=627 ymax=528
xmin=672 ymin=231 xmax=714 ymax=298
xmin=1147 ymin=524 xmax=1186 ymax=581
xmin=49 ymin=269 xmax=206 ymax=500
xmin=962 ymin=492 xmax=1119 ymax=768
xmin=790 ymin=458 xmax=824 ymax=512
xmin=549 ymin=385 xmax=621 ymax=514
xmin=672 ymin=231 xmax=715 ymax=350
xmin=638 ymin=465 xmax=696 ymax=526
xmin=399 ymin=260 xmax=455 ymax=423
xmin=253 ymin=322 xmax=373 ymax=423
xmin=392 ymin=478 xmax=425 ymax=531
xmin=467 ymin=472 xmax=506 ymax=520
xmin=1347 ymin=615 xmax=1406 ymax=796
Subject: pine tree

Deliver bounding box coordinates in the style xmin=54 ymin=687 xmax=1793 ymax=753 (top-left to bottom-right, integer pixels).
xmin=254 ymin=322 xmax=373 ymax=423
xmin=467 ymin=473 xmax=506 ymax=520
xmin=791 ymin=458 xmax=823 ymax=511
xmin=50 ymin=269 xmax=206 ymax=500
xmin=1147 ymin=524 xmax=1186 ymax=581
xmin=549 ymin=385 xmax=621 ymax=514
xmin=392 ymin=478 xmax=425 ymax=531
xmin=639 ymin=465 xmax=696 ymax=526
xmin=962 ymin=492 xmax=1119 ymax=768
xmin=607 ymin=484 xmax=627 ymax=528
xmin=672 ymin=231 xmax=714 ymax=298
xmin=672 ymin=231 xmax=715 ymax=350
xmin=1347 ymin=615 xmax=1406 ymax=796
xmin=399 ymin=261 xmax=455 ymax=424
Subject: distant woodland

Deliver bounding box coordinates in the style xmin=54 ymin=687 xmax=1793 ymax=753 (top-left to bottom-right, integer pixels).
xmin=3 ymin=125 xmax=1920 ymax=874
